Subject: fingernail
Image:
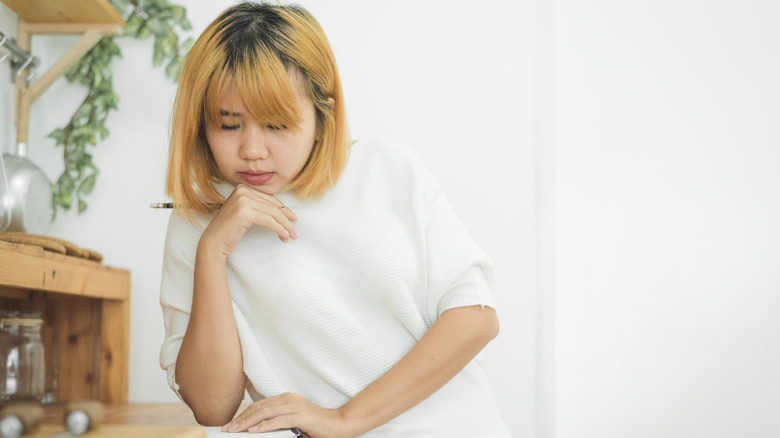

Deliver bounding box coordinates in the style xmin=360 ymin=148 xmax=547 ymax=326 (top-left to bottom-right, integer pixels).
xmin=228 ymin=423 xmax=239 ymax=432
xmin=248 ymin=426 xmax=258 ymax=433
xmin=222 ymin=423 xmax=232 ymax=432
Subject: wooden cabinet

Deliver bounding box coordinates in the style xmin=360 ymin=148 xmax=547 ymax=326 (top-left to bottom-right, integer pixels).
xmin=0 ymin=240 xmax=130 ymax=402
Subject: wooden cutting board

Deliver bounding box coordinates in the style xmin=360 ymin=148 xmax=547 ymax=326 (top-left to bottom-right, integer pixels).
xmin=26 ymin=424 xmax=206 ymax=438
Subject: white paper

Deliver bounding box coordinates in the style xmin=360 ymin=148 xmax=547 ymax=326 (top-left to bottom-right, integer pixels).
xmin=205 ymin=426 xmax=298 ymax=437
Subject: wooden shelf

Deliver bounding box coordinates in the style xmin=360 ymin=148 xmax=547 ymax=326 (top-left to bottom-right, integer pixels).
xmin=0 ymin=0 xmax=129 ymax=403
xmin=0 ymin=0 xmax=124 ymax=25
xmin=1 ymin=0 xmax=125 ymax=145
xmin=0 ymin=240 xmax=130 ymax=403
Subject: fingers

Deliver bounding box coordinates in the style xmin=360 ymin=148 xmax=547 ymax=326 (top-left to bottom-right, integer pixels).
xmin=243 ymin=201 xmax=296 ymax=242
xmin=247 ymin=414 xmax=296 ymax=433
xmin=239 ymin=184 xmax=298 ymax=222
xmin=278 ymin=204 xmax=298 ymax=222
xmin=222 ymin=393 xmax=304 ymax=433
xmin=230 ymin=185 xmax=299 ymax=242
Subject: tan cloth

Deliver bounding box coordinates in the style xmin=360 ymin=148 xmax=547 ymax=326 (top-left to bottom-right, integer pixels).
xmin=0 ymin=232 xmax=103 ymax=262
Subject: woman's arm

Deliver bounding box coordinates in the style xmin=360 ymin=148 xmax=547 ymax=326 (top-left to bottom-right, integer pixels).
xmin=174 ymin=185 xmax=299 ymax=425
xmin=174 ymin=243 xmax=246 ymax=425
xmin=223 ymin=304 xmax=499 ymax=438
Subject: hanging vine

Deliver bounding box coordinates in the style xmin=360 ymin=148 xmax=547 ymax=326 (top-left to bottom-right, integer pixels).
xmin=47 ymin=0 xmax=193 ymax=215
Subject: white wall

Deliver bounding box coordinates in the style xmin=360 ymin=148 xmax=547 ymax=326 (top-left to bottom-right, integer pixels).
xmin=552 ymin=1 xmax=780 ymax=437
xmin=1 ymin=1 xmax=532 ymax=436
xmin=0 ymin=4 xmax=16 ymax=156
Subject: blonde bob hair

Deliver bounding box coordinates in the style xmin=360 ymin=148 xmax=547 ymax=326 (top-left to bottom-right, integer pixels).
xmin=166 ymin=2 xmax=349 ymax=214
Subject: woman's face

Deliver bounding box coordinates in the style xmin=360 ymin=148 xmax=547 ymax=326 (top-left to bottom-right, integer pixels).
xmin=205 ymin=74 xmax=318 ymax=196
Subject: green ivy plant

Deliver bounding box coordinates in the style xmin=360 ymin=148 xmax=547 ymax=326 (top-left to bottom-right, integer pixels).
xmin=48 ymin=0 xmax=194 ymax=216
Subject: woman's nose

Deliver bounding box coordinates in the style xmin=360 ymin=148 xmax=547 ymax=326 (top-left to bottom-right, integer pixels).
xmin=239 ymin=125 xmax=269 ymax=160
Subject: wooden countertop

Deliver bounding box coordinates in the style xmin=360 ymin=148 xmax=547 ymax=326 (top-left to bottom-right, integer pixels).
xmin=24 ymin=403 xmax=206 ymax=438
xmin=41 ymin=402 xmax=201 ymax=426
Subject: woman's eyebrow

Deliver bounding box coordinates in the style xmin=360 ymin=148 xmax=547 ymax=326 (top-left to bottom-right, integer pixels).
xmin=219 ymin=109 xmax=242 ymax=117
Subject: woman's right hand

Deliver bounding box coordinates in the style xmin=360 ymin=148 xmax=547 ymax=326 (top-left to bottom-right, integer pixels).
xmin=199 ymin=184 xmax=298 ymax=258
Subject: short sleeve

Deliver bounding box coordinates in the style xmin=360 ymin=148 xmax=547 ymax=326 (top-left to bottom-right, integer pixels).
xmin=415 ymin=153 xmax=496 ymax=323
xmin=158 ymin=211 xmax=205 ymax=400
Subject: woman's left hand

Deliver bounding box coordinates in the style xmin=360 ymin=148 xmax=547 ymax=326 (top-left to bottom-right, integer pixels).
xmin=222 ymin=392 xmax=354 ymax=438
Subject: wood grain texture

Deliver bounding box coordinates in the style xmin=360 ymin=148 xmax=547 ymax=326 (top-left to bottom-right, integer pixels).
xmin=24 ymin=425 xmax=205 ymax=438
xmin=52 ymin=297 xmax=102 ymax=401
xmin=0 ymin=240 xmax=129 ymax=300
xmin=0 ymin=0 xmax=125 ymax=25
xmin=40 ymin=403 xmax=202 ymax=426
xmin=0 ymin=242 xmax=130 ymax=402
xmin=100 ymin=298 xmax=130 ymax=401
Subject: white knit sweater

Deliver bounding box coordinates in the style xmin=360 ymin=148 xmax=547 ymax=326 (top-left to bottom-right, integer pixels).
xmin=159 ymin=138 xmax=511 ymax=437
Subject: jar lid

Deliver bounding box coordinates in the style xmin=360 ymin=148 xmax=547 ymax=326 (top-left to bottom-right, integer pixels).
xmin=0 ymin=416 xmax=24 ymax=438
xmin=0 ymin=310 xmax=43 ymax=328
xmin=1 ymin=318 xmax=44 ymax=326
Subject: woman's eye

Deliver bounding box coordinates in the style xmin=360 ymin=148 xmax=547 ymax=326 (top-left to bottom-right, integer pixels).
xmin=267 ymin=124 xmax=287 ymax=131
xmin=221 ymin=125 xmax=239 ymax=131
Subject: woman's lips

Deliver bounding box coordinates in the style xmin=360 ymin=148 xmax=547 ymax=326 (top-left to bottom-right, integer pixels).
xmin=240 ymin=171 xmax=273 ymax=185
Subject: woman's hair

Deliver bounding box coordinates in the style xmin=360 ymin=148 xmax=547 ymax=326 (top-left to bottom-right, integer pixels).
xmin=166 ymin=2 xmax=349 ymax=214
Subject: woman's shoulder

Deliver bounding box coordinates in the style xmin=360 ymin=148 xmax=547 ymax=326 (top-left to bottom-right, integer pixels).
xmin=351 ymin=136 xmax=415 ymax=160
xmin=342 ymin=136 xmax=440 ymax=196
xmin=348 ymin=137 xmax=429 ymax=177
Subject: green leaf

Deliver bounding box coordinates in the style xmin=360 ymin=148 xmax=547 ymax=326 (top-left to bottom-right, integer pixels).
xmin=180 ymin=37 xmax=194 ymax=52
xmin=92 ymin=69 xmax=103 ymax=88
xmin=108 ymin=0 xmax=131 ymax=16
xmin=164 ymin=54 xmax=183 ymax=79
xmin=78 ymin=174 xmax=97 ymax=195
xmin=153 ymin=32 xmax=177 ymax=66
xmin=74 ymin=103 xmax=92 ymax=120
xmin=179 ymin=17 xmax=192 ymax=31
xmin=78 ymin=198 xmax=87 ymax=213
xmin=59 ymin=190 xmax=72 ymax=209
xmin=146 ymin=17 xmax=166 ymax=35
xmin=168 ymin=5 xmax=185 ymax=21
xmin=65 ymin=66 xmax=80 ymax=82
xmin=48 ymin=128 xmax=67 ymax=145
xmin=58 ymin=173 xmax=75 ymax=192
xmin=123 ymin=12 xmax=144 ymax=36
xmin=137 ymin=23 xmax=152 ymax=39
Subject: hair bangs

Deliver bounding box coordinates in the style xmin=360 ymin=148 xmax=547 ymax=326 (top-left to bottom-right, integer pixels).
xmin=203 ymin=64 xmax=233 ymax=131
xmin=238 ymin=53 xmax=303 ymax=130
xmin=204 ymin=43 xmax=303 ymax=131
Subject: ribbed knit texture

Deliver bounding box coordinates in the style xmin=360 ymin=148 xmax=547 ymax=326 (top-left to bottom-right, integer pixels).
xmin=159 ymin=138 xmax=510 ymax=437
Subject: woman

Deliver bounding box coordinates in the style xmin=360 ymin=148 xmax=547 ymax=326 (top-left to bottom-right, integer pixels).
xmin=159 ymin=2 xmax=510 ymax=436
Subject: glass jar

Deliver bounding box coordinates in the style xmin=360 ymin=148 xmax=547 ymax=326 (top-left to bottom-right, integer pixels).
xmin=0 ymin=311 xmax=45 ymax=405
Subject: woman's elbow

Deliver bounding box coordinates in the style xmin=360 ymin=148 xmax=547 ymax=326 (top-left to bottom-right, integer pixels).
xmin=450 ymin=304 xmax=500 ymax=346
xmin=481 ymin=306 xmax=500 ymax=343
xmin=179 ymin=387 xmax=242 ymax=426
xmin=192 ymin=411 xmax=232 ymax=427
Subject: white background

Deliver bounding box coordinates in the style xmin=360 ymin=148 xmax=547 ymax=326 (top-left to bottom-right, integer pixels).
xmin=552 ymin=1 xmax=780 ymax=437
xmin=2 ymin=1 xmax=780 ymax=437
